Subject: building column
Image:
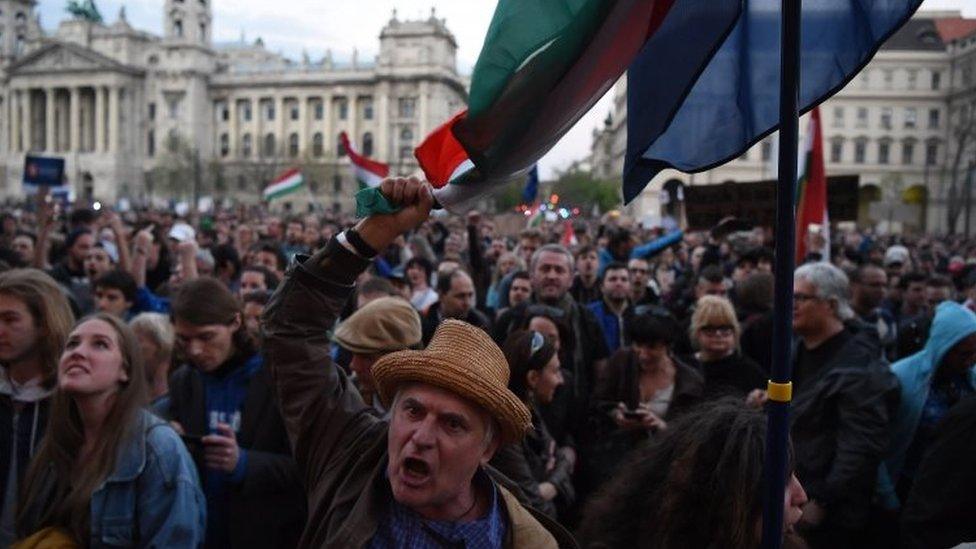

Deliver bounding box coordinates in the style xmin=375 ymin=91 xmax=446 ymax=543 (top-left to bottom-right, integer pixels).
xmin=11 ymin=90 xmax=20 ymax=152
xmin=276 ymin=95 xmax=285 ymax=156
xmin=297 ymin=96 xmax=307 ymax=156
xmin=70 ymin=87 xmax=81 ymax=152
xmin=23 ymin=89 xmax=32 ymax=152
xmin=95 ymin=86 xmax=106 ymax=153
xmin=108 ymin=85 xmax=120 ymax=153
xmin=376 ymin=84 xmax=390 ymax=162
xmin=228 ymin=96 xmax=237 ymax=158
xmin=348 ymin=96 xmax=358 ymax=152
xmin=418 ymin=81 xmax=430 ymax=140
xmin=45 ymin=87 xmax=55 ymax=153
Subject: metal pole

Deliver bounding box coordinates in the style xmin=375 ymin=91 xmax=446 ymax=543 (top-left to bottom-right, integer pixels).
xmin=762 ymin=0 xmax=801 ymax=547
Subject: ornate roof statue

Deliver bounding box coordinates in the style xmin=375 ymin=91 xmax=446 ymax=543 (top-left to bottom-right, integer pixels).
xmin=66 ymin=0 xmax=104 ymax=23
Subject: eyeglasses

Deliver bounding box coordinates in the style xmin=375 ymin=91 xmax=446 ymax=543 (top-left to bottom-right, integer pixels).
xmin=700 ymin=325 xmax=734 ymax=336
xmin=530 ymin=331 xmax=545 ymax=357
xmin=793 ymin=293 xmax=820 ymax=303
xmin=633 ymin=304 xmax=674 ymax=320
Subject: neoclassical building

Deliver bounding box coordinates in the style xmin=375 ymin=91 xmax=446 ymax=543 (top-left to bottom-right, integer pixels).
xmin=591 ymin=11 xmax=976 ymax=234
xmin=0 ymin=1 xmax=467 ymax=210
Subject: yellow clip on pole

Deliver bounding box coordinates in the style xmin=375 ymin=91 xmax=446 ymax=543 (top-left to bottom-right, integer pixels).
xmin=767 ymin=381 xmax=793 ymax=403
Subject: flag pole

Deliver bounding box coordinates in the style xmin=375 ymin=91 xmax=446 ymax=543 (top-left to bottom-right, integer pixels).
xmin=762 ymin=0 xmax=801 ymax=547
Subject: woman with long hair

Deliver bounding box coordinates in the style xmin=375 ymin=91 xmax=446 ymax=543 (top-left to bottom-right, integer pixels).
xmin=578 ymin=398 xmax=808 ymax=549
xmin=491 ymin=330 xmax=575 ymax=520
xmin=16 ymin=313 xmax=204 ymax=547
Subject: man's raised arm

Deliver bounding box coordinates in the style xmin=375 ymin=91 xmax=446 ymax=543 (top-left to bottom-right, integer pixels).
xmin=261 ymin=178 xmax=434 ymax=474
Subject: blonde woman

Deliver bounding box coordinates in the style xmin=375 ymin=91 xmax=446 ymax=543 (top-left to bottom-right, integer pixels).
xmin=686 ymin=295 xmax=766 ymax=403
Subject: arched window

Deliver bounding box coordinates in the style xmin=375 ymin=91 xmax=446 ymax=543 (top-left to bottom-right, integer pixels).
xmin=263 ymin=133 xmax=276 ymax=157
xmin=219 ymin=133 xmax=229 ymax=157
xmin=312 ymin=132 xmax=324 ymax=157
xmin=241 ymin=133 xmax=252 ymax=157
xmin=174 ymin=20 xmax=183 ymax=37
xmin=362 ymin=132 xmax=374 ymax=157
xmin=288 ymin=133 xmax=299 ymax=157
xmin=337 ymin=133 xmax=346 ymax=157
xmin=400 ymin=127 xmax=413 ymax=142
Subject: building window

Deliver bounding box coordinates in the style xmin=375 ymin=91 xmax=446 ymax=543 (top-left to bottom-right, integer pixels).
xmin=199 ymin=23 xmax=206 ymax=40
xmin=290 ymin=104 xmax=299 ymax=121
xmin=312 ymin=132 xmax=323 ymax=157
xmin=400 ymin=127 xmax=413 ymax=143
xmin=856 ymin=107 xmax=868 ymax=128
xmin=288 ymin=133 xmax=299 ymax=157
xmin=333 ymin=175 xmax=342 ymax=193
xmin=878 ymin=141 xmax=890 ymax=164
xmin=880 ymin=107 xmax=892 ymax=130
xmin=338 ymin=99 xmax=348 ymax=120
xmin=337 ymin=133 xmax=346 ymax=157
xmin=222 ymin=104 xmax=229 ymax=121
xmin=398 ymin=97 xmax=416 ymax=118
xmin=14 ymin=34 xmax=23 ymax=56
xmin=760 ymin=140 xmax=772 ymax=162
xmin=854 ymin=140 xmax=866 ymax=164
xmin=925 ymin=141 xmax=938 ymax=166
xmin=882 ymin=69 xmax=893 ymax=89
xmin=148 ymin=102 xmax=156 ymax=121
xmin=219 ymin=133 xmax=229 ymax=157
xmin=907 ymin=69 xmax=917 ymax=90
xmin=242 ymin=133 xmax=252 ymax=157
xmin=399 ymin=146 xmax=413 ymax=160
xmin=830 ymin=140 xmax=843 ymax=163
xmin=174 ymin=20 xmax=183 ymax=37
xmin=928 ymin=108 xmax=940 ymax=129
xmin=738 ymin=150 xmax=749 ymax=161
xmin=904 ymin=107 xmax=916 ymax=129
xmin=363 ymin=98 xmax=374 ymax=120
xmin=168 ymin=97 xmax=180 ymax=119
xmin=266 ymin=102 xmax=275 ymax=121
xmin=902 ymin=141 xmax=914 ymax=165
xmin=147 ymin=130 xmax=155 ymax=157
xmin=242 ymin=101 xmax=252 ymax=122
xmin=832 ymin=106 xmax=844 ymax=128
xmin=263 ymin=133 xmax=276 ymax=156
xmin=237 ymin=175 xmax=246 ymax=191
xmin=931 ymin=71 xmax=941 ymax=90
xmin=314 ymin=101 xmax=324 ymax=120
xmin=859 ymin=69 xmax=870 ymax=87
xmin=363 ymin=132 xmax=374 ymax=157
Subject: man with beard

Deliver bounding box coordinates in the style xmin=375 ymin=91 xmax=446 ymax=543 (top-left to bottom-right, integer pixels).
xmin=262 ymin=177 xmax=571 ymax=547
xmin=587 ymin=262 xmax=633 ymax=354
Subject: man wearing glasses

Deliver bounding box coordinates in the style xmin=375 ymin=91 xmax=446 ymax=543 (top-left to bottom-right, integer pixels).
xmin=789 ymin=262 xmax=899 ymax=547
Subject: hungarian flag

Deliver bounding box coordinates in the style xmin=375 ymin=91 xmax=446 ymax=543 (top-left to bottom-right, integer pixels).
xmin=263 ymin=168 xmax=304 ymax=201
xmin=341 ymin=131 xmax=388 ymax=188
xmin=561 ymin=220 xmax=578 ymax=247
xmin=796 ymin=107 xmax=829 ymax=263
xmin=411 ymin=0 xmax=687 ymax=213
xmin=624 ymin=0 xmax=923 ymax=202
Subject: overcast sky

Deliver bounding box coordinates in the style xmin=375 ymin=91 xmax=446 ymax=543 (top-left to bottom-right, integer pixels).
xmin=35 ymin=0 xmax=976 ymax=179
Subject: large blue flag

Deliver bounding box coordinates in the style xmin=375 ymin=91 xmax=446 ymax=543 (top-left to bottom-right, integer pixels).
xmin=624 ymin=0 xmax=923 ymax=203
xmin=521 ymin=165 xmax=540 ymax=205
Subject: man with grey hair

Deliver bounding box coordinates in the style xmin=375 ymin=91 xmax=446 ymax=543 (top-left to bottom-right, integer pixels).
xmin=790 ymin=262 xmax=899 ymax=547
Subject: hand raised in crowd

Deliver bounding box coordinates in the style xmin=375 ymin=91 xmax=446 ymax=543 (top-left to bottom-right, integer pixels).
xmin=134 ymin=225 xmax=155 ymax=250
xmin=202 ymin=423 xmax=241 ymax=473
xmin=746 ymin=389 xmax=769 ymax=408
xmin=466 ymin=209 xmax=482 ymax=228
xmin=354 ymin=177 xmax=434 ymax=252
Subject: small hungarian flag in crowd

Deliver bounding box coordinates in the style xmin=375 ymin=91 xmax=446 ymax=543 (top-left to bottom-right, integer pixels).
xmin=406 ymin=0 xmax=679 ymax=214
xmin=796 ymin=107 xmax=829 ymax=263
xmin=624 ymin=0 xmax=923 ymax=202
xmin=263 ymin=168 xmax=304 ymax=201
xmin=341 ymin=131 xmax=388 ymax=189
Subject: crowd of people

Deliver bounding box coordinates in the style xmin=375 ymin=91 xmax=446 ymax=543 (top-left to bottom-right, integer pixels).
xmin=0 ymin=178 xmax=972 ymax=548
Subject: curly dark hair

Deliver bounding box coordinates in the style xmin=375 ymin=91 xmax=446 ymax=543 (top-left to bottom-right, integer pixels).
xmin=578 ymin=398 xmax=793 ymax=549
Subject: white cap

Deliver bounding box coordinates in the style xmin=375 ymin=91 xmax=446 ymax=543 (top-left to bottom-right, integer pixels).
xmin=168 ymin=222 xmax=196 ymax=243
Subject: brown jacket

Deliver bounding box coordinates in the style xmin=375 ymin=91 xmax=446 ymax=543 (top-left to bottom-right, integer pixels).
xmin=263 ymin=239 xmax=576 ymax=548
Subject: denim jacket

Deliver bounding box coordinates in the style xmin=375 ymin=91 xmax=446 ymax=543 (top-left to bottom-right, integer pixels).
xmin=90 ymin=409 xmax=206 ymax=547
xmin=21 ymin=409 xmax=206 ymax=548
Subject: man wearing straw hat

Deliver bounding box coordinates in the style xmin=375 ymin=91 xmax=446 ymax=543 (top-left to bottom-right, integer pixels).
xmin=263 ymin=177 xmax=572 ymax=548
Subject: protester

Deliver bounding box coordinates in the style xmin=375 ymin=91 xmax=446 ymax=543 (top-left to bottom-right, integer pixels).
xmin=421 ymin=268 xmax=492 ymax=345
xmin=850 ymin=263 xmax=897 ymax=357
xmin=405 ymin=256 xmax=438 ymax=312
xmin=16 ymin=313 xmax=205 ymax=547
xmin=685 ymin=295 xmax=766 ymax=401
xmin=163 ymin=277 xmax=305 ymax=548
xmin=507 ymin=270 xmax=533 ymax=313
xmin=129 ymin=312 xmax=175 ymax=413
xmin=92 ymin=269 xmax=138 ymax=318
xmin=262 ymin=178 xmax=573 ymax=546
xmin=790 ymin=262 xmax=899 ymax=547
xmin=578 ymin=398 xmax=808 ymax=548
xmin=241 ymin=290 xmax=271 ymax=342
xmin=570 ymin=245 xmax=601 ymax=305
xmin=586 ymin=262 xmax=632 ymax=354
xmin=333 ymin=296 xmax=423 ymax=413
xmin=0 ymin=270 xmax=75 ymax=547
xmin=238 ymin=265 xmax=278 ymax=300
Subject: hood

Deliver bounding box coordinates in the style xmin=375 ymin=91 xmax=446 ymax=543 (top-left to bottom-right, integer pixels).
xmin=921 ymin=301 xmax=976 ymax=377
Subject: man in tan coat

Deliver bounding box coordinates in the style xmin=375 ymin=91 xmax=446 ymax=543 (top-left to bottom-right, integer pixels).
xmin=263 ymin=177 xmax=574 ymax=548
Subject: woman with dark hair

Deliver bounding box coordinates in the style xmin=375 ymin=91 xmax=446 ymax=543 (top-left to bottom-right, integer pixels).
xmin=404 ymin=256 xmax=437 ymax=312
xmin=16 ymin=313 xmax=205 ymax=546
xmin=491 ymin=330 xmax=575 ymax=520
xmin=578 ymin=398 xmax=808 ymax=549
xmin=162 ymin=277 xmax=305 ymax=548
xmin=582 ymin=311 xmax=704 ymax=488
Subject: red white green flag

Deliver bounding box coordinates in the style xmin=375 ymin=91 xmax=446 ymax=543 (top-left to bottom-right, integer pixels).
xmin=795 ymin=107 xmax=829 ymax=262
xmin=341 ymin=131 xmax=388 ymax=189
xmin=263 ymin=168 xmax=304 ymax=201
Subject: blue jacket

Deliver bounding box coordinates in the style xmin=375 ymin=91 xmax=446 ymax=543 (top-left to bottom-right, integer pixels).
xmin=877 ymin=301 xmax=976 ymax=508
xmin=587 ymin=300 xmax=627 ymax=354
xmin=598 ymin=230 xmax=684 ymax=275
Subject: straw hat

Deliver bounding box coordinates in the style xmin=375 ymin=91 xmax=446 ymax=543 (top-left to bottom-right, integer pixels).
xmin=372 ymin=319 xmax=531 ymax=444
xmin=334 ymin=296 xmax=421 ymax=354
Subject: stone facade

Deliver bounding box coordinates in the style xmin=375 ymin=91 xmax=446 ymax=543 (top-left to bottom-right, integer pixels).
xmin=591 ymin=11 xmax=976 ymax=234
xmin=0 ymin=2 xmax=467 ymax=211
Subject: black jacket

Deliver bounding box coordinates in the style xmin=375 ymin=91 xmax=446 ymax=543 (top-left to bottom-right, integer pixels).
xmin=0 ymin=396 xmax=49 ymax=532
xmin=421 ymin=301 xmax=493 ymax=346
xmin=901 ymin=395 xmax=976 ymax=549
xmin=683 ymin=351 xmax=766 ymax=399
xmin=163 ymin=361 xmax=305 ymax=549
xmin=790 ymin=323 xmax=900 ymax=530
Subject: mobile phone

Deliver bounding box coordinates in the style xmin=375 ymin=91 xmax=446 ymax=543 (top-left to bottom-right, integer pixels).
xmin=622 ymin=410 xmax=645 ymax=420
xmin=180 ymin=433 xmax=204 ymax=450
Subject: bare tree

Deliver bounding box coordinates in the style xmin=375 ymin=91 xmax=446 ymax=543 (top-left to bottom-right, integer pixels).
xmin=946 ymin=99 xmax=976 ymax=234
